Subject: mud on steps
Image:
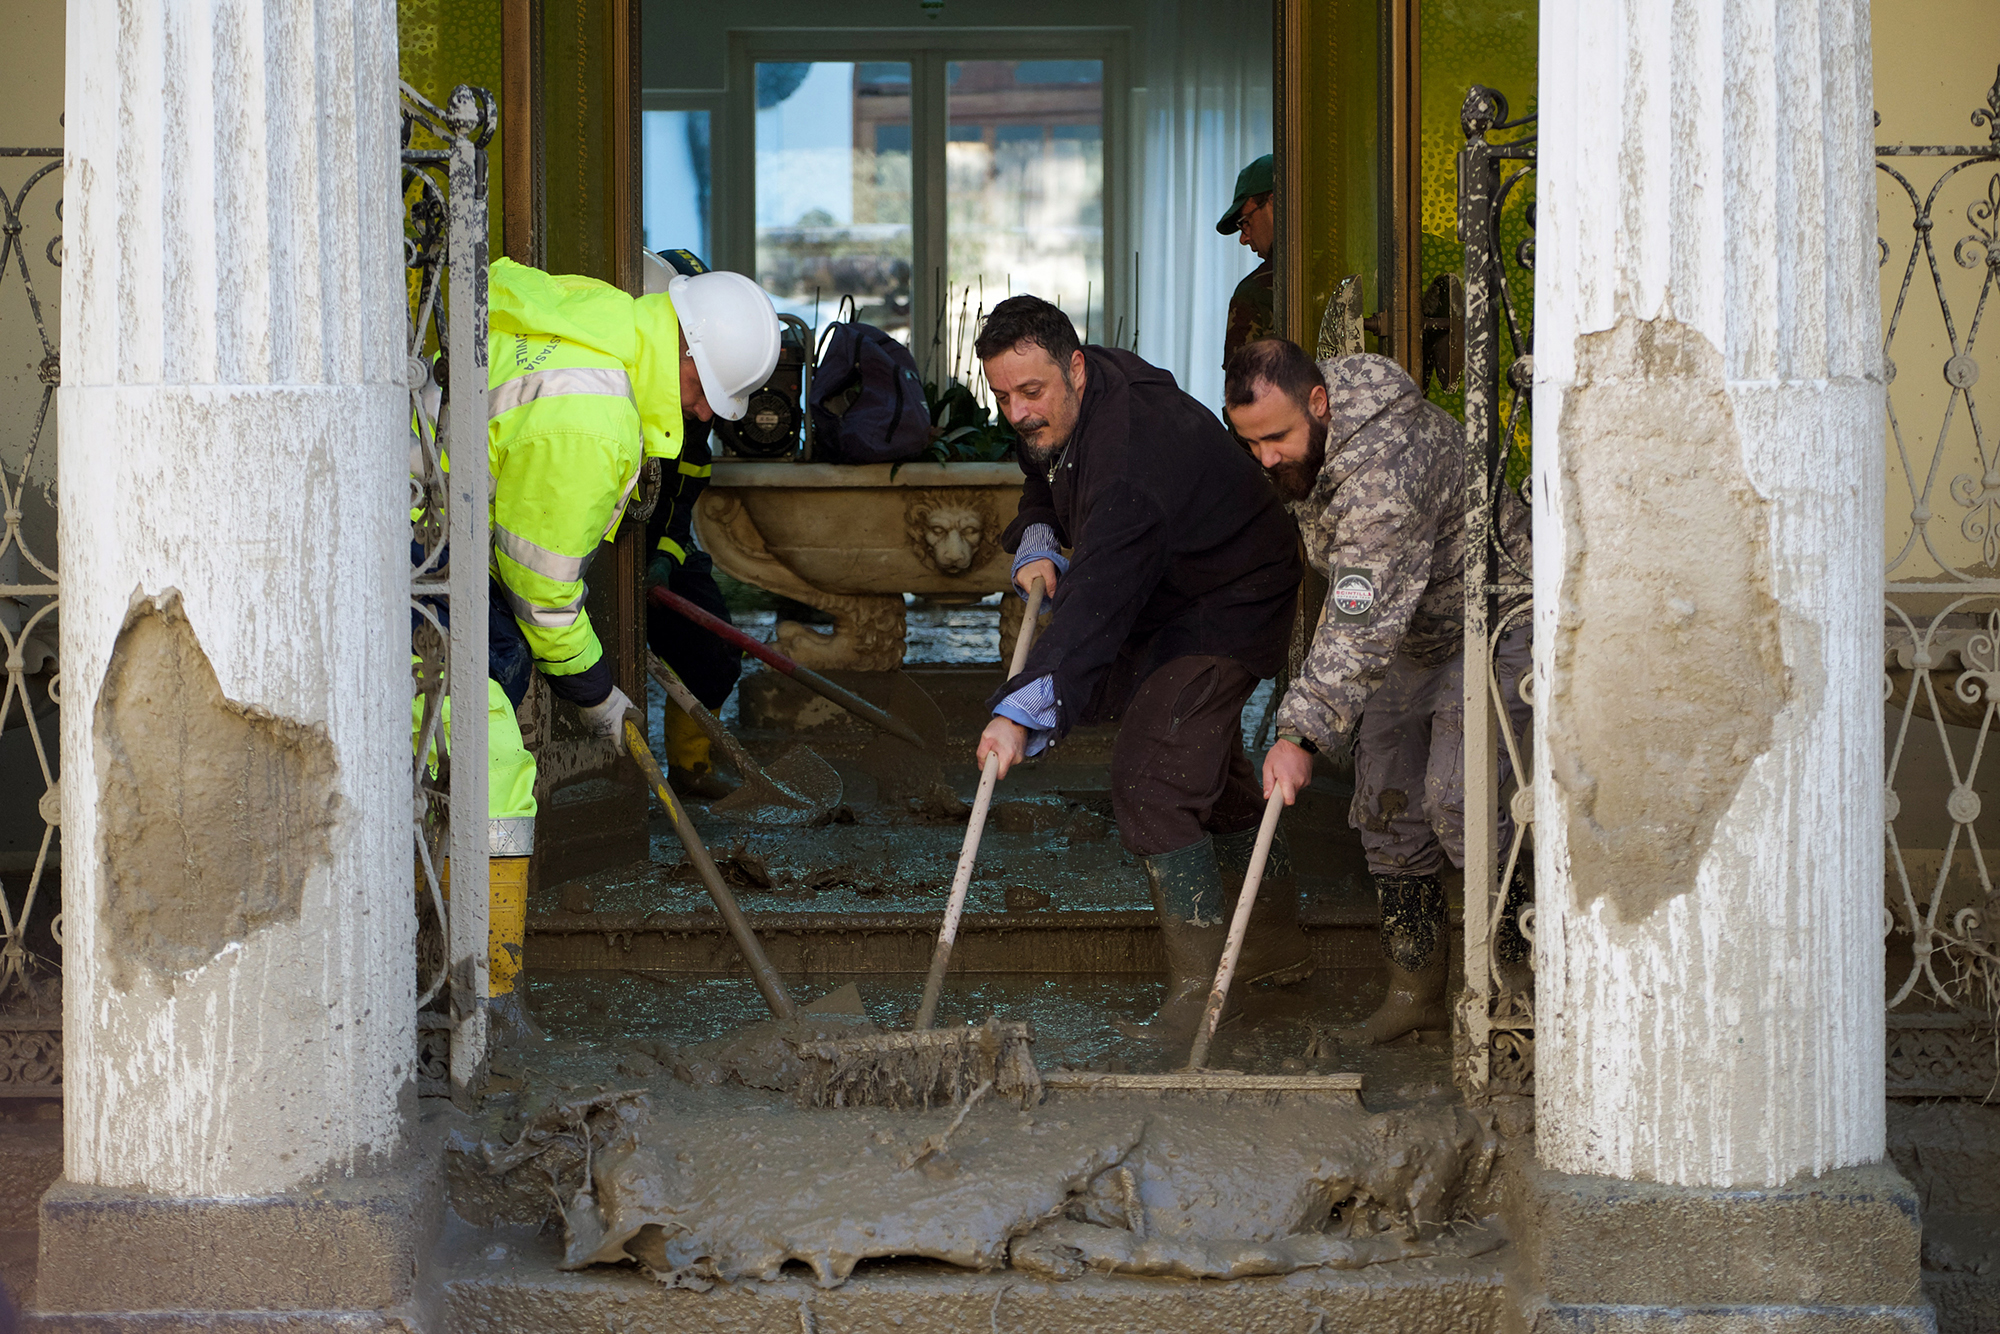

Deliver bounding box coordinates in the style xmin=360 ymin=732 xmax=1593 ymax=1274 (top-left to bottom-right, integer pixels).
xmin=452 ymin=1077 xmax=1503 ymax=1292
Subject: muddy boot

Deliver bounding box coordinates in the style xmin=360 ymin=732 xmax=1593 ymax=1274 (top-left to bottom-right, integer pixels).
xmin=1213 ymin=824 xmax=1315 ymax=987
xmin=664 ymin=702 xmax=736 ymax=801
xmin=488 ymin=988 xmax=545 ymax=1047
xmin=1358 ymin=872 xmax=1448 ymax=1044
xmin=1129 ymin=836 xmax=1231 ymax=1039
xmin=1493 ymin=861 xmax=1535 ymax=997
xmin=486 ymin=855 xmax=546 ymax=1046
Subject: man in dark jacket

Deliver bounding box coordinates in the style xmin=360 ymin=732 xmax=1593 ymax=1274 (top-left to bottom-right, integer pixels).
xmin=642 ymin=248 xmax=743 ymax=799
xmin=974 ymin=295 xmax=1303 ymax=1031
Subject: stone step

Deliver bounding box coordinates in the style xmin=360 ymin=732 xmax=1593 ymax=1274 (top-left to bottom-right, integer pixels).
xmin=526 ymin=902 xmax=1417 ymax=975
xmin=437 ymin=1230 xmax=1509 ymax=1333
xmin=27 ymin=1313 xmax=420 ymax=1332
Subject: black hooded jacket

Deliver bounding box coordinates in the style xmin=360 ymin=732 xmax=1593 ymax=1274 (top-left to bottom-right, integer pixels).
xmin=990 ymin=347 xmax=1300 ymax=736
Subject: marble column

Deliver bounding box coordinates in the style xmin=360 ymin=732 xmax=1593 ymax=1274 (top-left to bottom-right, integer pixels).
xmin=1532 ymin=0 xmax=1884 ymax=1192
xmin=1511 ymin=0 xmax=1930 ymax=1325
xmin=56 ymin=0 xmax=409 ymax=1199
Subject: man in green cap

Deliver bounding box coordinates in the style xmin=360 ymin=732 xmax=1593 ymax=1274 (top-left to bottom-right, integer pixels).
xmin=1217 ymin=153 xmax=1276 ymax=371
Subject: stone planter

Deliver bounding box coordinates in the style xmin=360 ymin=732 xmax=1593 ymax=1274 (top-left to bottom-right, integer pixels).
xmin=693 ymin=460 xmax=1027 ymax=671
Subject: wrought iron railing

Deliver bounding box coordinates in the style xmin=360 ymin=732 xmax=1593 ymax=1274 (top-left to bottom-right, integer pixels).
xmin=402 ymin=83 xmax=495 ymax=1103
xmin=1455 ymin=86 xmax=1537 ymax=1097
xmin=1879 ymin=66 xmax=2000 ymax=1099
xmin=0 ymin=139 xmax=64 ymax=1098
xmin=1451 ymin=65 xmax=2000 ymax=1103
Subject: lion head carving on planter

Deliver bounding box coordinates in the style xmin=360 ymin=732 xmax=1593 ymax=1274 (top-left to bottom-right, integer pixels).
xmin=905 ymin=490 xmax=998 ymax=577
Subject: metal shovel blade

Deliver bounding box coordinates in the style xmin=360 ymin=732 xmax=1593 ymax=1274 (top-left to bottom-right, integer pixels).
xmin=855 ymin=669 xmax=966 ymax=817
xmin=649 ymin=652 xmax=841 ymax=825
xmin=711 ymin=741 xmax=842 ymax=825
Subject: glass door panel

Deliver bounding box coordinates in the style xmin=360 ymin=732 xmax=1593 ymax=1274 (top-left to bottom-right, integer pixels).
xmin=945 ymin=59 xmax=1104 ymax=363
xmin=754 ymin=60 xmax=914 ymax=337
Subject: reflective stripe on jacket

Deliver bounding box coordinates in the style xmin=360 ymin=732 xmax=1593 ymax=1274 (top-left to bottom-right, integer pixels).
xmin=485 ymin=258 xmax=685 ymax=679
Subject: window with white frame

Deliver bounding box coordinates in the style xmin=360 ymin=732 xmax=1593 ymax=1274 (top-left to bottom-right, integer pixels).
xmin=721 ymin=37 xmax=1117 ymax=387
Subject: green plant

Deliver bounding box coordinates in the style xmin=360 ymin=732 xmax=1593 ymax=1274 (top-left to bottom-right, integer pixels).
xmin=919 ymin=378 xmax=1018 ymax=463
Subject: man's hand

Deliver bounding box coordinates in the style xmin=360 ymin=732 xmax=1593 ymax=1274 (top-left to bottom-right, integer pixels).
xmin=1262 ymin=737 xmax=1315 ymax=805
xmin=976 ymin=715 xmax=1030 ymax=779
xmin=579 ymin=685 xmax=640 ymax=746
xmin=646 ymin=553 xmax=679 ymax=588
xmin=1015 ymin=558 xmax=1059 ymax=599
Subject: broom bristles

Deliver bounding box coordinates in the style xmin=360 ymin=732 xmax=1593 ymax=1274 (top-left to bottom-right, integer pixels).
xmin=791 ymin=1017 xmax=1041 ymax=1110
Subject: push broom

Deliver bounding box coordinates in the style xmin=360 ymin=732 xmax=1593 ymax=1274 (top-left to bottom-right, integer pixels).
xmin=1039 ymin=785 xmax=1364 ymax=1102
xmin=791 ymin=577 xmax=1051 ymax=1109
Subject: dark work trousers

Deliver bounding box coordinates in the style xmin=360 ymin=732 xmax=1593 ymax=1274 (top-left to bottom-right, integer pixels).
xmin=645 ymin=547 xmax=742 ymax=711
xmin=1110 ymin=655 xmax=1267 ymax=857
xmin=1350 ymin=624 xmax=1533 ymax=876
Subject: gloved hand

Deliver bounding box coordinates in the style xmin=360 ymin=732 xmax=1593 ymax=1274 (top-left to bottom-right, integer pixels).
xmin=646 ymin=552 xmax=679 ymax=588
xmin=578 ymin=685 xmax=639 ymax=746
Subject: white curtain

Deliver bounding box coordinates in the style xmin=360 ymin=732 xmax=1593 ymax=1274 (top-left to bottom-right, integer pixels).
xmin=1131 ymin=0 xmax=1273 ymax=413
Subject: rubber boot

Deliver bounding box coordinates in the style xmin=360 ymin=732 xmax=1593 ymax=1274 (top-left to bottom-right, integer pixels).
xmin=437 ymin=856 xmax=545 ymax=1046
xmin=1358 ymin=872 xmax=1448 ymax=1044
xmin=1213 ymin=823 xmax=1315 ymax=987
xmin=1133 ymin=835 xmax=1232 ymax=1038
xmin=663 ymin=701 xmax=735 ymax=801
xmin=485 ymin=855 xmax=544 ymax=1046
xmin=1493 ymin=860 xmax=1535 ymax=997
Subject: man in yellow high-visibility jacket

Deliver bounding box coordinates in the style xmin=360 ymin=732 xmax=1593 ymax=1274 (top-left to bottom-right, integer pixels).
xmin=485 ymin=255 xmax=779 ymax=733
xmin=470 ymin=254 xmax=778 ymax=1032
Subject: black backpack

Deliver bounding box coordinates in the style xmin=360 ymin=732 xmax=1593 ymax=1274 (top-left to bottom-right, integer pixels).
xmin=808 ymin=320 xmax=931 ymax=464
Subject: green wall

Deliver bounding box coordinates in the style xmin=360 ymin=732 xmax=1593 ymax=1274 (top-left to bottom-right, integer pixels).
xmin=398 ymin=0 xmax=508 ymax=264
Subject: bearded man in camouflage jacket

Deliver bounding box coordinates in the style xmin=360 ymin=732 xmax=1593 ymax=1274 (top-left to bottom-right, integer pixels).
xmin=1225 ymin=338 xmax=1534 ymax=1044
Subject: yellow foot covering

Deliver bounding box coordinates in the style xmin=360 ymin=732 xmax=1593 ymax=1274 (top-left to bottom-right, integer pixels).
xmin=662 ymin=699 xmax=714 ymax=774
xmin=430 ymin=855 xmax=532 ymax=998
xmin=485 ymin=854 xmax=530 ymax=997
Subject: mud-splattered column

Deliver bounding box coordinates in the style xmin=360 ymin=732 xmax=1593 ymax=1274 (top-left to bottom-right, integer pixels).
xmin=1509 ymin=0 xmax=1931 ymax=1324
xmin=41 ymin=1 xmax=436 ymax=1321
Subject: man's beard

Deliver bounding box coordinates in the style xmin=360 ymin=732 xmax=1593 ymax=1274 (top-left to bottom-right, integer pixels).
xmin=1267 ymin=417 xmax=1328 ymax=500
xmin=1020 ymin=426 xmax=1067 ymax=467
xmin=1016 ymin=398 xmax=1076 ymax=467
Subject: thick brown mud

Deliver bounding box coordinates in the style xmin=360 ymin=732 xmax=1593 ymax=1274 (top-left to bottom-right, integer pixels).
xmin=476 ymin=617 xmax=1508 ymax=1298
xmin=459 ymin=1076 xmax=1501 ymax=1290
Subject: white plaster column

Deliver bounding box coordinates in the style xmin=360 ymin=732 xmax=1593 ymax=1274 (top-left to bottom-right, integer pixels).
xmin=1531 ymin=0 xmax=1885 ymax=1186
xmin=58 ymin=0 xmax=408 ymax=1194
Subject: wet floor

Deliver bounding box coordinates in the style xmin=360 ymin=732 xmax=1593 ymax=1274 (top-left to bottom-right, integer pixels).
xmin=525 ymin=965 xmax=1459 ymax=1110
xmin=539 ymin=593 xmax=1442 ymax=1106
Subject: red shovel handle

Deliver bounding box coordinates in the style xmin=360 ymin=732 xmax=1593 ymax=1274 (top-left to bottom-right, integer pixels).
xmin=649 ymin=583 xmax=926 ymax=750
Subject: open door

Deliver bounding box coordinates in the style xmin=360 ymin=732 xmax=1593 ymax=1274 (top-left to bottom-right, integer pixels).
xmin=410 ymin=0 xmax=652 ymax=885
xmin=1273 ymin=0 xmax=1533 ymax=391
xmin=1273 ymin=0 xmax=1422 ymax=376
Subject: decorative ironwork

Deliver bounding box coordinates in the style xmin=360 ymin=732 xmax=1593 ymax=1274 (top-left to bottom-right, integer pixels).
xmin=0 ymin=138 xmax=63 ymax=1098
xmin=416 ymin=1012 xmax=453 ymax=1099
xmin=1886 ymin=1012 xmax=1999 ymax=1100
xmin=403 ymin=83 xmax=496 ymax=1103
xmin=1454 ymin=85 xmax=1536 ymax=1097
xmin=1880 ymin=67 xmax=2000 ymax=1095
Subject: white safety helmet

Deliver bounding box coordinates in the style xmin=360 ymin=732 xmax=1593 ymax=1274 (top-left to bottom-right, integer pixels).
xmin=665 ymin=271 xmax=781 ymax=421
